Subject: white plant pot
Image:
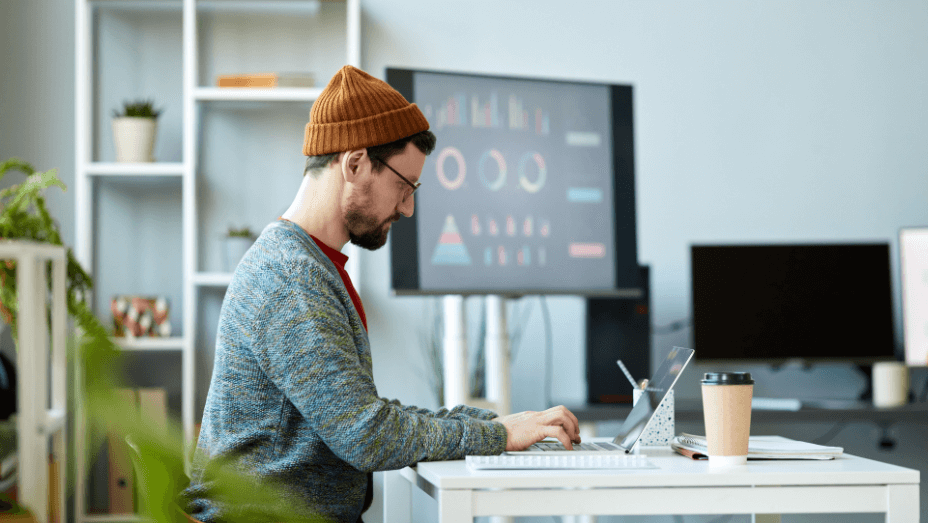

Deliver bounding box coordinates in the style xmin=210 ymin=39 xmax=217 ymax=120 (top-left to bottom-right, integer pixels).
xmin=224 ymin=237 xmax=255 ymax=272
xmin=112 ymin=117 xmax=158 ymax=162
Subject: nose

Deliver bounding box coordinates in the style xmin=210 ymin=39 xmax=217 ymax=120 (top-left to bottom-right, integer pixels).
xmin=399 ymin=192 xmax=415 ymax=218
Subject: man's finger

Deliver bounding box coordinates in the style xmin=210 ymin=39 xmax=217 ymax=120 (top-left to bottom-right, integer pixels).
xmin=545 ymin=406 xmax=580 ymax=440
xmin=561 ymin=407 xmax=580 ymax=439
xmin=565 ymin=407 xmax=581 ymax=437
xmin=545 ymin=426 xmax=573 ymax=450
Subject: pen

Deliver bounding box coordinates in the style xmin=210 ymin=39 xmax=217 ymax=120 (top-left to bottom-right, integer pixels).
xmin=616 ymin=359 xmax=637 ymax=389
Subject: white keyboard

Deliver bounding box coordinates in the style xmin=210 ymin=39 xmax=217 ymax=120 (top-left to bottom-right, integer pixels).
xmin=466 ymin=453 xmax=656 ymax=470
xmin=752 ymin=397 xmax=802 ymax=411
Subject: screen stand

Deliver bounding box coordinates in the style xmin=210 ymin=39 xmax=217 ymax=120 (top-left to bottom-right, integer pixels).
xmin=484 ymin=295 xmax=511 ymax=416
xmin=442 ymin=296 xmax=468 ymax=407
xmin=441 ymin=295 xmax=511 ymax=416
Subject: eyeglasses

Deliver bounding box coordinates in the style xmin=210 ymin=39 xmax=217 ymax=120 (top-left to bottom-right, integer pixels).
xmin=373 ymin=155 xmax=421 ymax=203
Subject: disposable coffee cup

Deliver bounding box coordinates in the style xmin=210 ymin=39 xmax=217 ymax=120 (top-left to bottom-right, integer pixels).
xmin=701 ymin=372 xmax=754 ymax=466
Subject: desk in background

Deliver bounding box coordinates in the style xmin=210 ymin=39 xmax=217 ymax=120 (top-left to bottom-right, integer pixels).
xmin=570 ymin=399 xmax=928 ymax=428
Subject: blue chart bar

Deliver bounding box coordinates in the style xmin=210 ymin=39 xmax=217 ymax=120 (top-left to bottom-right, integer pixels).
xmin=567 ymin=187 xmax=604 ymax=203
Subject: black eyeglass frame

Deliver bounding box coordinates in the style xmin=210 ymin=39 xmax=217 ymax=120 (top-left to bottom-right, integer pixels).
xmin=373 ymin=155 xmax=421 ymax=202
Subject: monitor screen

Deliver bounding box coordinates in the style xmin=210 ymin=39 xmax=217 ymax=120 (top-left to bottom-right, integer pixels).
xmin=691 ymin=243 xmax=895 ymax=362
xmin=387 ymin=68 xmax=640 ymax=296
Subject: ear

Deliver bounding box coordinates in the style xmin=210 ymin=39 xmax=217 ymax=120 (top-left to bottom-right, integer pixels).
xmin=341 ymin=148 xmax=370 ymax=183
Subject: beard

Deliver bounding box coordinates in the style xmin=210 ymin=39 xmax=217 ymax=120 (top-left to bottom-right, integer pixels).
xmin=345 ymin=205 xmax=399 ymax=251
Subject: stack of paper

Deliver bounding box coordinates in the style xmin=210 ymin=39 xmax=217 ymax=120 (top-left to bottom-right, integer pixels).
xmin=672 ymin=433 xmax=844 ymax=460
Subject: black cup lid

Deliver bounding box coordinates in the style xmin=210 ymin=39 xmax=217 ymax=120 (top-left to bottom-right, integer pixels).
xmin=702 ymin=372 xmax=754 ymax=385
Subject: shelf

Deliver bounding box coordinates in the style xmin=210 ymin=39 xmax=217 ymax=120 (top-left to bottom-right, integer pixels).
xmin=90 ymin=0 xmax=333 ymax=14
xmin=198 ymin=0 xmax=332 ymax=13
xmin=112 ymin=336 xmax=186 ymax=351
xmin=89 ymin=0 xmax=182 ymax=13
xmin=83 ymin=515 xmax=145 ymax=523
xmin=195 ymin=87 xmax=322 ymax=102
xmin=86 ymin=162 xmax=185 ymax=177
xmin=75 ymin=0 xmax=359 ymax=518
xmin=193 ymin=271 xmax=233 ymax=287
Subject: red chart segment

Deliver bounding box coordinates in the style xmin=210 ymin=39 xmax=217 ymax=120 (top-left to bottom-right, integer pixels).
xmin=569 ymin=242 xmax=606 ymax=259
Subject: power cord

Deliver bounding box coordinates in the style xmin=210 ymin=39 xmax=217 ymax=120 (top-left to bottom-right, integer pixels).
xmin=507 ymin=297 xmax=534 ymax=362
xmin=812 ymin=422 xmax=848 ymax=445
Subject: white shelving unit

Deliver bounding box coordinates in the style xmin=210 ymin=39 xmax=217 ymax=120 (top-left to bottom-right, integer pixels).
xmin=74 ymin=0 xmax=360 ymax=520
xmin=0 ymin=241 xmax=68 ymax=523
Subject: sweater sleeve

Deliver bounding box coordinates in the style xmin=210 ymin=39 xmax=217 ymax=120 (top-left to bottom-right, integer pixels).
xmin=250 ymin=262 xmax=507 ymax=472
xmin=398 ymin=403 xmax=499 ymax=421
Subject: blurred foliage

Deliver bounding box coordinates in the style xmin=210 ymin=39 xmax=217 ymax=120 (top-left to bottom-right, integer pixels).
xmin=226 ymin=226 xmax=255 ymax=238
xmin=0 ymin=159 xmax=322 ymax=522
xmin=112 ymin=99 xmax=162 ymax=119
xmin=0 ymin=158 xmax=93 ymax=342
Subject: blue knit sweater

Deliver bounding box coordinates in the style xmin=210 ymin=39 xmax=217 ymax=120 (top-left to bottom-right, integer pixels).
xmin=183 ymin=219 xmax=508 ymax=522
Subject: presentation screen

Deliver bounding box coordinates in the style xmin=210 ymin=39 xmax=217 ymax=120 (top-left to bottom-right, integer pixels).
xmin=387 ymin=68 xmax=640 ymax=296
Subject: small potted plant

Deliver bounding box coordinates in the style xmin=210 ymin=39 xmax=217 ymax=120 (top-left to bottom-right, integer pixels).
xmin=224 ymin=226 xmax=256 ymax=272
xmin=112 ymin=99 xmax=162 ymax=163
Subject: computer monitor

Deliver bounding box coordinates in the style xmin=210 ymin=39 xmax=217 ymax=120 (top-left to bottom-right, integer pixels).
xmin=690 ymin=243 xmax=895 ymax=363
xmin=387 ymin=68 xmax=640 ymax=297
xmin=900 ymin=227 xmax=928 ymax=367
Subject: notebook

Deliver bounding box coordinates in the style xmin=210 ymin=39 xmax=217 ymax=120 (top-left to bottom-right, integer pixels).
xmin=509 ymin=346 xmax=694 ymax=456
xmin=672 ymin=433 xmax=843 ymax=460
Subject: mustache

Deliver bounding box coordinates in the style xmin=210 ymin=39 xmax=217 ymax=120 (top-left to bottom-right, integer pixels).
xmin=382 ymin=214 xmax=401 ymax=226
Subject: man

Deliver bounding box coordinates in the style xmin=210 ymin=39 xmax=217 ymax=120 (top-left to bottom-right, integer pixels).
xmin=183 ymin=65 xmax=581 ymax=523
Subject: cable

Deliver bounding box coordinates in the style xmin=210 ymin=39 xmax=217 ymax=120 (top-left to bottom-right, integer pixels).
xmin=812 ymin=422 xmax=848 ymax=445
xmin=540 ymin=295 xmax=553 ymax=409
xmin=507 ymin=297 xmax=534 ymax=362
xmin=468 ymin=296 xmax=487 ymax=399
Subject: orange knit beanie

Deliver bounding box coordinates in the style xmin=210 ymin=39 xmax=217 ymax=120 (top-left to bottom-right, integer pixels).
xmin=302 ymin=65 xmax=430 ymax=156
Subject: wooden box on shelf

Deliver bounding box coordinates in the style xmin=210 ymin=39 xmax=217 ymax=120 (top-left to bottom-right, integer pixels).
xmin=216 ymin=73 xmax=314 ymax=88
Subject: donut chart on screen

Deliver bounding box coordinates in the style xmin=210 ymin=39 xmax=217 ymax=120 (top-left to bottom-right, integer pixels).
xmin=518 ymin=152 xmax=547 ymax=193
xmin=478 ymin=149 xmax=507 ymax=191
xmin=435 ymin=147 xmax=466 ymax=190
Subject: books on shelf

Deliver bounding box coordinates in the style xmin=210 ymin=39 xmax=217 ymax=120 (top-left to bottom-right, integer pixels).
xmin=216 ymin=73 xmax=315 ymax=88
xmin=672 ymin=433 xmax=844 ymax=461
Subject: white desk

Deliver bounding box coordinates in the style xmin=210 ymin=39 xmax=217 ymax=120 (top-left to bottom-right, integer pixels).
xmin=386 ymin=446 xmax=920 ymax=523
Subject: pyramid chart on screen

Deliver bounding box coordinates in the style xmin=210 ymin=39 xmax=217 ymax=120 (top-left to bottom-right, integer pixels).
xmin=431 ymin=215 xmax=472 ymax=266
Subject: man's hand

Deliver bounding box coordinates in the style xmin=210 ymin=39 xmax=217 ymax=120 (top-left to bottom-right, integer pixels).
xmin=493 ymin=405 xmax=582 ymax=451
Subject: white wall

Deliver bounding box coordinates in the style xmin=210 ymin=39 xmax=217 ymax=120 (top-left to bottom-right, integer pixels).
xmin=359 ymin=0 xmax=928 ymax=411
xmin=2 ymin=1 xmax=926 ymax=522
xmin=0 ymin=0 xmax=75 ymax=241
